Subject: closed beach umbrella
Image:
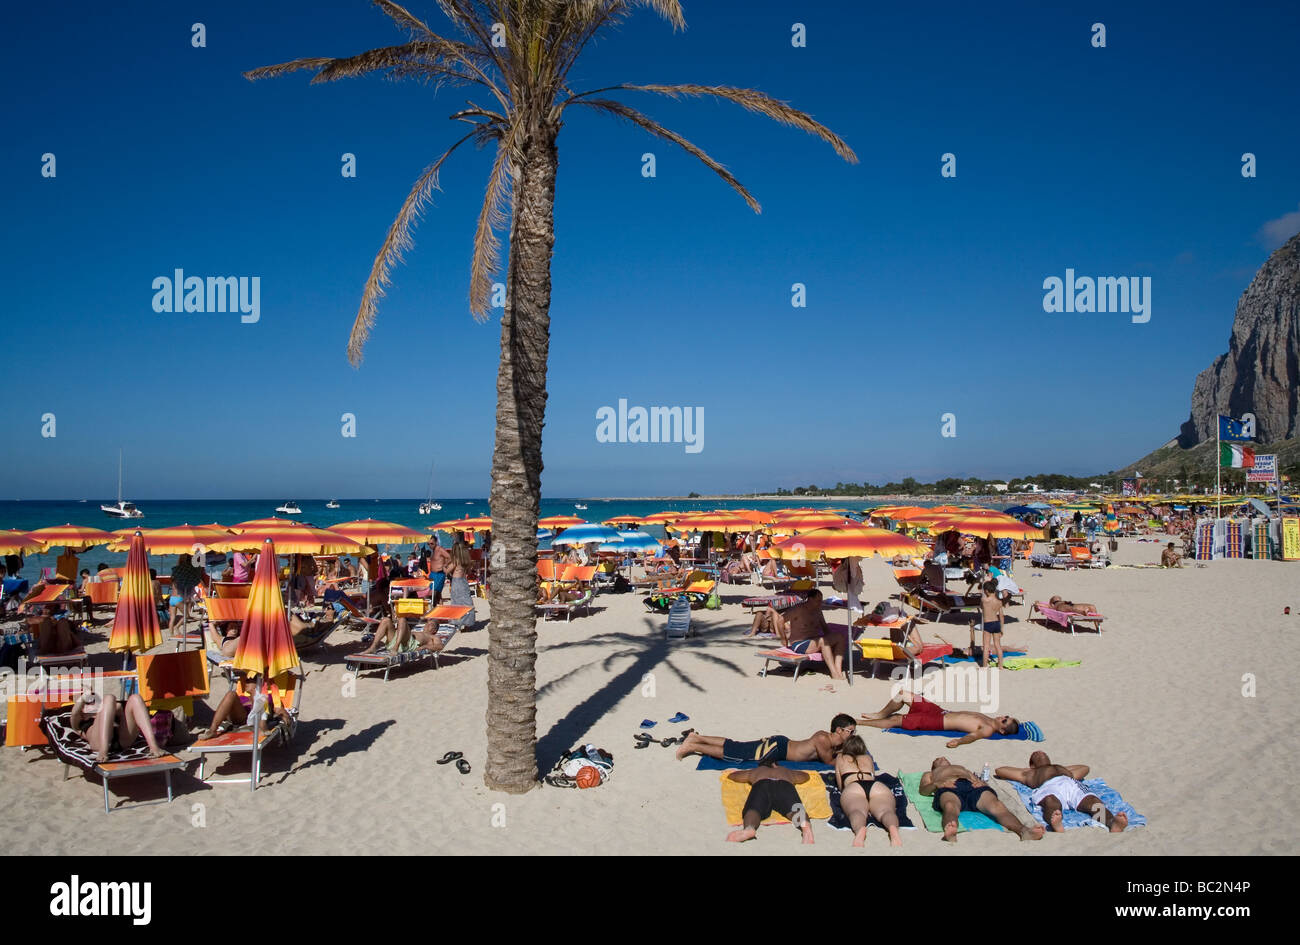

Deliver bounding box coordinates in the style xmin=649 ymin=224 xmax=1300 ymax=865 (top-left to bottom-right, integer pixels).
xmin=0 ymin=530 xmax=43 ymax=555
xmin=233 ymin=538 xmax=301 ymax=681
xmin=552 ymin=523 xmax=622 ymax=546
xmin=108 ymin=530 xmax=162 ymax=665
xmin=331 ymin=519 xmax=430 ymax=546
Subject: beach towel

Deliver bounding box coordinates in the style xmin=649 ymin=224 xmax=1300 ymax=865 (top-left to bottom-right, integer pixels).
xmin=1001 ymin=657 xmax=1080 ymax=671
xmin=899 ymin=771 xmax=1002 ymax=833
xmin=1224 ymin=520 xmax=1245 ymax=558
xmin=1007 ymin=778 xmax=1146 ymax=830
xmin=1212 ymin=518 xmax=1227 ymax=559
xmin=37 ymin=710 xmax=166 ymax=772
xmin=823 ymin=771 xmax=915 ymax=832
xmin=939 ymin=649 xmax=1026 ymax=665
xmin=695 ymin=756 xmax=834 ymax=772
xmin=718 ymin=771 xmax=832 ymax=826
xmin=1194 ymin=520 xmax=1214 ymax=561
xmin=885 ymin=720 xmax=1044 ymax=742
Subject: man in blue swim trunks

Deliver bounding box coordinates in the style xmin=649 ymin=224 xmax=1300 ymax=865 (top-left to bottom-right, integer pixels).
xmin=772 ymin=589 xmax=847 ymax=680
xmin=427 ymin=536 xmax=450 ymax=605
xmin=920 ymin=757 xmax=1044 ymax=843
xmin=675 ymin=714 xmax=857 ymax=764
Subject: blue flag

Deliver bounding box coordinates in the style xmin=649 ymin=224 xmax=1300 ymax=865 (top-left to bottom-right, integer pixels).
xmin=1219 ymin=416 xmax=1251 ymax=442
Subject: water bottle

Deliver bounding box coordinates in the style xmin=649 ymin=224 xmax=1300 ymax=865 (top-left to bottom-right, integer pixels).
xmin=980 ymin=762 xmax=991 ymax=782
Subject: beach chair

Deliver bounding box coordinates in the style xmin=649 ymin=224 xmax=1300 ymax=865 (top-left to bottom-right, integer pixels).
xmin=1030 ymin=601 xmax=1105 ymax=636
xmin=189 ymin=668 xmax=307 ymax=791
xmin=212 ymin=581 xmax=252 ymax=599
xmin=136 ymin=650 xmax=209 ymax=717
xmin=37 ymin=709 xmax=187 ymax=813
xmin=665 ymin=598 xmax=694 ymax=640
xmin=342 ymin=604 xmax=472 ymax=681
xmin=18 ymin=583 xmax=70 ymax=613
xmin=536 ymin=588 xmax=594 ymax=622
xmin=201 ymin=597 xmax=247 ymax=680
xmin=892 ymin=567 xmax=923 ymax=593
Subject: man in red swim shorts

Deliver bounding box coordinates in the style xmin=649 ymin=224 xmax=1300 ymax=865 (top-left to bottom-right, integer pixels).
xmin=857 ymin=691 xmax=1023 ymax=747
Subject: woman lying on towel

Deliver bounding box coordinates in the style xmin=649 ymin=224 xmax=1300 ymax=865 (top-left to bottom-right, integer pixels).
xmin=835 ymin=735 xmax=902 ymax=848
xmin=70 ymin=690 xmax=167 ymax=762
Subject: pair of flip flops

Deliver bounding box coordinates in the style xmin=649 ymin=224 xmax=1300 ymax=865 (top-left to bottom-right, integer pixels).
xmin=634 ymin=728 xmax=694 ymax=749
xmin=437 ymin=750 xmax=471 ymax=774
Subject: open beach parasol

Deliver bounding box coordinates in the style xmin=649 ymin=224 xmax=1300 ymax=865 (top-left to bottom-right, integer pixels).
xmin=232 ymin=538 xmax=301 ymax=682
xmin=551 ymin=523 xmax=622 ymax=546
xmin=927 ymin=515 xmax=1043 ymax=541
xmin=208 ymin=523 xmax=364 ymax=556
xmin=539 ymin=515 xmax=587 ymax=529
xmin=0 ymin=530 xmax=43 ymax=555
xmin=105 ymin=523 xmax=231 ymax=554
xmin=108 ymin=530 xmax=162 ymax=667
xmin=330 ymin=519 xmax=430 ymax=546
xmin=666 ymin=511 xmax=766 ymax=532
xmin=24 ymin=524 xmax=116 ymax=552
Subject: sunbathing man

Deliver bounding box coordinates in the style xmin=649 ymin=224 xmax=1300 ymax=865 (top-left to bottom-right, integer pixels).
xmin=770 ymin=589 xmax=847 ymax=680
xmin=995 ymin=751 xmax=1128 ymax=832
xmin=1160 ymin=542 xmax=1183 ymax=568
xmin=31 ymin=605 xmax=82 ymax=656
xmin=676 ymin=713 xmax=857 ymax=763
xmin=1047 ymin=595 xmax=1099 ymax=615
xmin=726 ymin=765 xmax=815 ymax=843
xmin=70 ymin=689 xmax=167 ymax=761
xmin=920 ymin=757 xmax=1044 ymax=842
xmin=858 ymin=691 xmax=1021 ymax=747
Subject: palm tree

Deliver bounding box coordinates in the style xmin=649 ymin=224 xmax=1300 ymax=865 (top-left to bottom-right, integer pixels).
xmin=246 ymin=0 xmax=856 ymax=793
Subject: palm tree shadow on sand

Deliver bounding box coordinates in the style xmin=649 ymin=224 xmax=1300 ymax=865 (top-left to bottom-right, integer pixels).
xmin=534 ymin=614 xmax=755 ymax=767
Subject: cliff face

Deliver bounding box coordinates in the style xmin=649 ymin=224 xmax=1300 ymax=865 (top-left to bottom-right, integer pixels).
xmin=1178 ymin=233 xmax=1300 ymax=446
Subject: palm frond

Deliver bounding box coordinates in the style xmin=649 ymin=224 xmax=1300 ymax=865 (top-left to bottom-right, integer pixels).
xmin=566 ymin=83 xmax=859 ymax=163
xmin=469 ymin=132 xmax=513 ymax=320
xmin=347 ymin=130 xmax=478 ymax=366
xmin=576 ymin=98 xmax=760 ymax=212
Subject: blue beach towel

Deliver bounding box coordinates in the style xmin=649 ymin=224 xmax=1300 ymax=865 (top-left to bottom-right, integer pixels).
xmin=1007 ymin=778 xmax=1146 ymax=830
xmin=885 ymin=720 xmax=1044 ymax=742
xmin=939 ymin=649 xmax=1026 ymax=665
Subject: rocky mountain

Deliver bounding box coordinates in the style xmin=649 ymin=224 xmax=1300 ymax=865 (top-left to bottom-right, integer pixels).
xmin=1177 ymin=232 xmax=1300 ymax=447
xmin=1121 ymin=233 xmax=1300 ymax=478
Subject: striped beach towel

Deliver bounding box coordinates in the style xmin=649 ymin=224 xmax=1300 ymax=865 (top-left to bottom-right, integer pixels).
xmin=1224 ymin=520 xmax=1245 ymax=558
xmin=1194 ymin=520 xmax=1214 ymax=560
xmin=1253 ymin=520 xmax=1272 ymax=560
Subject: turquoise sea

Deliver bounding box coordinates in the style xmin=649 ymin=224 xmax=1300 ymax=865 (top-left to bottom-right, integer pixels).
xmin=0 ymin=497 xmax=1002 ymax=578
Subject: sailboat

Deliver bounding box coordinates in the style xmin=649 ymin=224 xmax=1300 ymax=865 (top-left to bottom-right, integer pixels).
xmin=101 ymin=450 xmax=144 ymax=519
xmin=418 ymin=462 xmax=442 ymax=514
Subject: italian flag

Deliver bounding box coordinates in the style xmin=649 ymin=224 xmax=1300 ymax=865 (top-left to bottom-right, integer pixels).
xmin=1220 ymin=443 xmax=1255 ymax=468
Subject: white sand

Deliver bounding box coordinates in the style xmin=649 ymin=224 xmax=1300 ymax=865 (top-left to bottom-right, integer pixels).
xmin=2 ymin=538 xmax=1293 ymax=855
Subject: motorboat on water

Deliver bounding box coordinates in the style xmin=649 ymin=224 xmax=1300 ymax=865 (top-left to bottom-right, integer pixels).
xmin=326 ymin=500 xmax=340 ymax=509
xmin=276 ymin=501 xmax=302 ymax=514
xmin=574 ymin=503 xmax=588 ymax=510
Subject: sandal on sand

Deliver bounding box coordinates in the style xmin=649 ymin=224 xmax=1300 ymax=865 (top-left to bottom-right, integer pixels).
xmin=437 ymin=751 xmax=463 ymax=765
xmin=660 ymin=737 xmax=679 ymax=747
xmin=632 ymin=732 xmax=654 ymax=744
xmin=455 ymin=758 xmax=471 ymax=775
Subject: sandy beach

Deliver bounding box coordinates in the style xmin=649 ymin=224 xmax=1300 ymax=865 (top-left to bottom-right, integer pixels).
xmin=2 ymin=536 xmax=1291 ymax=856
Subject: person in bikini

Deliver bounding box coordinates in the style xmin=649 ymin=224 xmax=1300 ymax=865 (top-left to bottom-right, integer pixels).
xmin=676 ymin=713 xmax=857 ymax=764
xmin=835 ymin=734 xmax=903 ymax=847
xmin=70 ymin=689 xmax=168 ymax=762
xmin=1047 ymin=595 xmax=1099 ymax=615
xmin=725 ymin=766 xmax=815 ymax=844
xmin=920 ymin=757 xmax=1045 ymax=843
xmin=995 ymin=751 xmax=1128 ymax=832
xmin=858 ymin=691 xmax=1022 ymax=747
xmin=767 ymin=589 xmax=848 ymax=679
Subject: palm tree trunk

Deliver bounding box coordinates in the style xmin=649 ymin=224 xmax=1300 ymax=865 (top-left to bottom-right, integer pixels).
xmin=484 ymin=121 xmax=559 ymax=793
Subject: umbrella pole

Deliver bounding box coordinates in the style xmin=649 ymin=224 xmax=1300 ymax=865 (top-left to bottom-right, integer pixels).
xmin=845 ymin=556 xmax=858 ymax=687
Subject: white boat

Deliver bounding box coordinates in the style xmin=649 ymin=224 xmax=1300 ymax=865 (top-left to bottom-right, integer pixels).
xmin=101 ymin=450 xmax=144 ymax=519
xmin=574 ymin=503 xmax=588 ymax=510
xmin=276 ymin=501 xmax=302 ymax=515
xmin=326 ymin=500 xmax=340 ymax=509
xmin=418 ymin=462 xmax=442 ymax=514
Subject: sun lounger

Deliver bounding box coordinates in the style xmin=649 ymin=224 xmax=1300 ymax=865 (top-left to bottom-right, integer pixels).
xmin=741 ymin=592 xmax=804 ymax=613
xmin=37 ymin=710 xmax=187 ymax=813
xmin=19 ymin=583 xmax=70 ymax=612
xmin=536 ymin=588 xmax=594 ymax=622
xmin=189 ymin=668 xmax=306 ymax=791
xmin=342 ymin=604 xmax=472 ymax=680
xmin=665 ymin=597 xmax=694 ymax=640
xmin=1030 ymin=601 xmax=1105 ymax=635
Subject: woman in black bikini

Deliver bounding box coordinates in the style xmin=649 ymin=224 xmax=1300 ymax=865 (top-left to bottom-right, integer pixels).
xmin=70 ymin=690 xmax=167 ymax=762
xmin=834 ymin=735 xmax=903 ymax=848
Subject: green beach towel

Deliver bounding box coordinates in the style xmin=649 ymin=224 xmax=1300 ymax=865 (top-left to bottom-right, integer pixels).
xmin=899 ymin=771 xmax=1003 ymax=833
xmin=1001 ymin=657 xmax=1081 ymax=671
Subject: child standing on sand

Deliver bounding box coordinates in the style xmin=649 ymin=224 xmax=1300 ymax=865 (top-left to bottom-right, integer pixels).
xmin=980 ymin=579 xmax=1005 ymax=669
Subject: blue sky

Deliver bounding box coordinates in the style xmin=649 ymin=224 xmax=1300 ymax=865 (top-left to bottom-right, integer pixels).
xmin=2 ymin=0 xmax=1298 ymax=499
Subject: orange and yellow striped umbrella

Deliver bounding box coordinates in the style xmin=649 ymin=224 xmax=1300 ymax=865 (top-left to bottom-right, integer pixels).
xmin=927 ymin=515 xmax=1043 ymax=540
xmin=109 ymin=530 xmax=162 ymax=657
xmin=768 ymin=511 xmax=854 ymax=533
xmin=602 ymin=516 xmax=642 ymax=527
xmin=667 ymin=512 xmax=766 ymax=532
xmin=208 ymin=523 xmax=364 ymax=556
xmin=24 ymin=523 xmax=116 ymax=551
xmin=233 ymin=539 xmax=300 ymax=680
xmin=230 ymin=517 xmax=300 ymax=532
xmin=0 ymin=530 xmax=43 ymax=555
xmin=330 ymin=519 xmax=430 ymax=545
xmin=539 ymin=515 xmax=587 ymax=528
xmin=432 ymin=516 xmax=493 ymax=531
xmin=105 ymin=523 xmax=231 ymax=554
xmin=767 ymin=526 xmax=929 ymax=562
xmin=639 ymin=511 xmax=688 ymax=525
xmin=727 ymin=509 xmax=777 ymax=525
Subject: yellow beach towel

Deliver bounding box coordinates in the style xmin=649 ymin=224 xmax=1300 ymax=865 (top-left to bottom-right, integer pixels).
xmin=719 ymin=770 xmax=832 ymax=825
